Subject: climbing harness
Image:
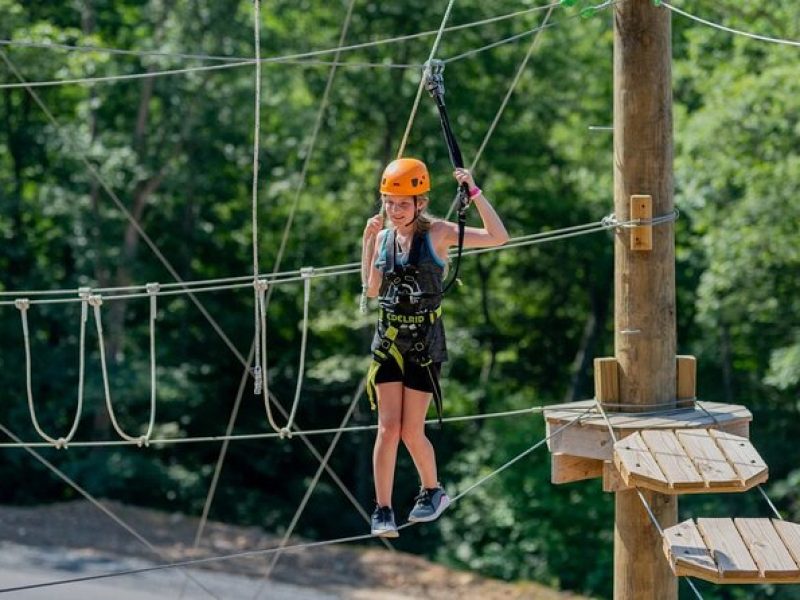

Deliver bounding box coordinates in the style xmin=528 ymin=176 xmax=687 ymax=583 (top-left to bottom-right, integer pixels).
xmin=366 ymin=230 xmax=444 ymax=424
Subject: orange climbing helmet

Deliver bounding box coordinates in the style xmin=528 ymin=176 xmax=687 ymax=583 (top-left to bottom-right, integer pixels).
xmin=379 ymin=158 xmax=430 ymax=195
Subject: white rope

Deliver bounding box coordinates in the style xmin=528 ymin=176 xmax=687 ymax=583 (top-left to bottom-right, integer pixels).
xmin=252 ymin=0 xmax=265 ymax=398
xmin=90 ymin=293 xmax=157 ymax=447
xmin=15 ymin=295 xmax=87 ymax=449
xmin=662 ymin=2 xmax=800 ymax=49
xmin=280 ymin=268 xmax=315 ymax=437
xmin=258 ymin=282 xmax=282 ymax=433
xmin=396 ymin=0 xmax=459 ymax=159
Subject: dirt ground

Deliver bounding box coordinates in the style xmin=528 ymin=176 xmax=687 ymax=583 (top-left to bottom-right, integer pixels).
xmin=0 ymin=500 xmax=589 ymax=599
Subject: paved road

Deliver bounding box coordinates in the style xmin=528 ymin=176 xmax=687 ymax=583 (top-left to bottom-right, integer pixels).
xmin=0 ymin=542 xmax=338 ymax=600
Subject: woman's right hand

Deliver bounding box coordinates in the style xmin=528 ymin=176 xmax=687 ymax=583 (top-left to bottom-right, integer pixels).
xmin=363 ymin=214 xmax=384 ymax=241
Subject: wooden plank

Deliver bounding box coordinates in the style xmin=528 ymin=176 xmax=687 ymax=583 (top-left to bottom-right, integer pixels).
xmin=710 ymin=430 xmax=769 ymax=486
xmin=641 ymin=430 xmax=702 ymax=489
xmin=546 ymin=420 xmax=615 ymax=461
xmin=602 ymin=460 xmax=632 ymax=492
xmin=698 ymin=518 xmax=759 ymax=579
xmin=664 ymin=519 xmax=718 ymax=578
xmin=614 ymin=432 xmax=667 ymax=488
xmin=630 ymin=194 xmax=653 ymax=251
xmin=675 ymin=429 xmax=740 ymax=488
xmin=735 ymin=518 xmax=800 ymax=578
xmin=676 ymin=355 xmax=696 ymax=406
xmin=551 ymin=453 xmax=603 ymax=484
xmin=594 ymin=357 xmax=619 ymax=405
xmin=773 ymin=520 xmax=800 ymax=568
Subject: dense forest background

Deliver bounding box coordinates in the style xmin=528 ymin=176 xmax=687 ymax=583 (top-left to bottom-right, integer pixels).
xmin=1 ymin=1 xmax=799 ymax=598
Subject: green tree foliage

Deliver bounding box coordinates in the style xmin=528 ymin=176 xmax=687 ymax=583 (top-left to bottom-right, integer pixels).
xmin=1 ymin=1 xmax=799 ymax=598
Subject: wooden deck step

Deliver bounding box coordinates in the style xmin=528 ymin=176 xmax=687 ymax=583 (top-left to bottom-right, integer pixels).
xmin=663 ymin=518 xmax=800 ymax=584
xmin=613 ymin=428 xmax=768 ymax=494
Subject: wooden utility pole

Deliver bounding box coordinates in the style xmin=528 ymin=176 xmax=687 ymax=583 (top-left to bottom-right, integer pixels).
xmin=612 ymin=0 xmax=676 ymax=598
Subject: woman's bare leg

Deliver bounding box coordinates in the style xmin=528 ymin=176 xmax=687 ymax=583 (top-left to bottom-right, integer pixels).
xmin=373 ymin=382 xmax=403 ymax=507
xmin=400 ymin=387 xmax=438 ymax=489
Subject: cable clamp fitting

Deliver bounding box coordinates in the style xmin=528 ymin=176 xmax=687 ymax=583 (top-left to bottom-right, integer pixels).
xmin=300 ymin=266 xmax=314 ymax=279
xmin=254 ymin=278 xmax=269 ymax=293
xmin=14 ymin=298 xmax=30 ymax=312
xmin=253 ymin=365 xmax=263 ymax=396
xmin=279 ymin=427 xmax=293 ymax=440
xmin=88 ymin=294 xmax=103 ymax=308
xmin=54 ymin=437 xmax=67 ymax=450
xmin=423 ymin=59 xmax=445 ymax=99
xmin=146 ymin=282 xmax=160 ymax=295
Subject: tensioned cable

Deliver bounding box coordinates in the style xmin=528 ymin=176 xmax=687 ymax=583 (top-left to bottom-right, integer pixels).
xmin=0 ymin=48 xmax=251 ymax=372
xmin=693 ymin=402 xmax=787 ymax=523
xmin=0 ymin=4 xmax=558 ymax=65
xmin=0 ymin=420 xmax=221 ymax=600
xmin=2 ymin=35 xmax=396 ymax=589
xmin=661 ymin=2 xmax=800 ymax=49
xmin=255 ymin=380 xmax=365 ymax=596
xmin=0 ymin=4 xmax=564 ymax=89
xmin=0 ymin=409 xmax=588 ymax=594
xmin=0 ymin=404 xmax=572 ymax=448
xmin=15 ymin=296 xmax=88 ymax=448
xmin=445 ymin=4 xmax=556 ymax=221
xmin=0 ymin=211 xmax=678 ymax=306
xmin=251 ymin=0 xmax=265 ymax=399
xmin=593 ymin=400 xmax=705 ymax=600
xmin=188 ymin=1 xmax=361 ymax=583
xmin=256 ymin=0 xmax=357 ymax=406
xmin=396 ymin=0 xmax=459 ymax=159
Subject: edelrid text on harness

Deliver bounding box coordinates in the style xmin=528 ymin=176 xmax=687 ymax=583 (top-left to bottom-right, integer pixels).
xmin=366 ymin=230 xmax=445 ymax=425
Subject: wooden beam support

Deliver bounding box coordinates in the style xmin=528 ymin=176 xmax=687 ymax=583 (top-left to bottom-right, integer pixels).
xmin=594 ymin=357 xmax=620 ymax=407
xmin=676 ymin=355 xmax=696 ymax=408
xmin=551 ymin=453 xmax=604 ymax=484
xmin=630 ymin=194 xmax=653 ymax=251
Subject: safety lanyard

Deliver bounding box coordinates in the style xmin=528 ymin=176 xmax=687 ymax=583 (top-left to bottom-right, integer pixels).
xmin=425 ymin=59 xmax=469 ymax=296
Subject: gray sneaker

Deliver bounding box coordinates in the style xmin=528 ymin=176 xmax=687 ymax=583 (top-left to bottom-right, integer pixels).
xmin=371 ymin=505 xmax=399 ymax=538
xmin=408 ymin=486 xmax=450 ymax=523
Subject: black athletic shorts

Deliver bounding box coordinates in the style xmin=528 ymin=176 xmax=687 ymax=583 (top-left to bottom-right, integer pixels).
xmin=374 ymin=359 xmax=441 ymax=393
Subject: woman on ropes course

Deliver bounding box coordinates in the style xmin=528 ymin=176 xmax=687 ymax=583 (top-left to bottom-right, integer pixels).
xmin=361 ymin=158 xmax=509 ymax=538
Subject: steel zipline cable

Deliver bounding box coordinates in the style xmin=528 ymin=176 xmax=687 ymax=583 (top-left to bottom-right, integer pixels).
xmin=0 ymin=409 xmax=592 ymax=595
xmin=0 ymin=211 xmax=677 ymax=306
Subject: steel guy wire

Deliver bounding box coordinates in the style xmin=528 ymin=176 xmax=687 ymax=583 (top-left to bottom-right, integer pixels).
xmin=0 ymin=4 xmax=559 ymax=65
xmin=662 ymin=2 xmax=800 ymax=49
xmin=0 ymin=408 xmax=587 ymax=594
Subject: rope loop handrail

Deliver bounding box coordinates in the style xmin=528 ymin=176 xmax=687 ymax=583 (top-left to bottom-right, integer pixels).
xmin=90 ymin=293 xmax=157 ymax=447
xmin=15 ymin=292 xmax=88 ymax=448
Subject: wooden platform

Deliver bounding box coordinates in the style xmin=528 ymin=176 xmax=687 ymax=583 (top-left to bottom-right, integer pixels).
xmin=613 ymin=429 xmax=768 ymax=494
xmin=664 ymin=518 xmax=800 ymax=584
xmin=545 ymin=400 xmax=752 ymax=462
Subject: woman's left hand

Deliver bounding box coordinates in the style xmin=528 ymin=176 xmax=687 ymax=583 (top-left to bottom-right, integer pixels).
xmin=453 ymin=168 xmax=476 ymax=190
